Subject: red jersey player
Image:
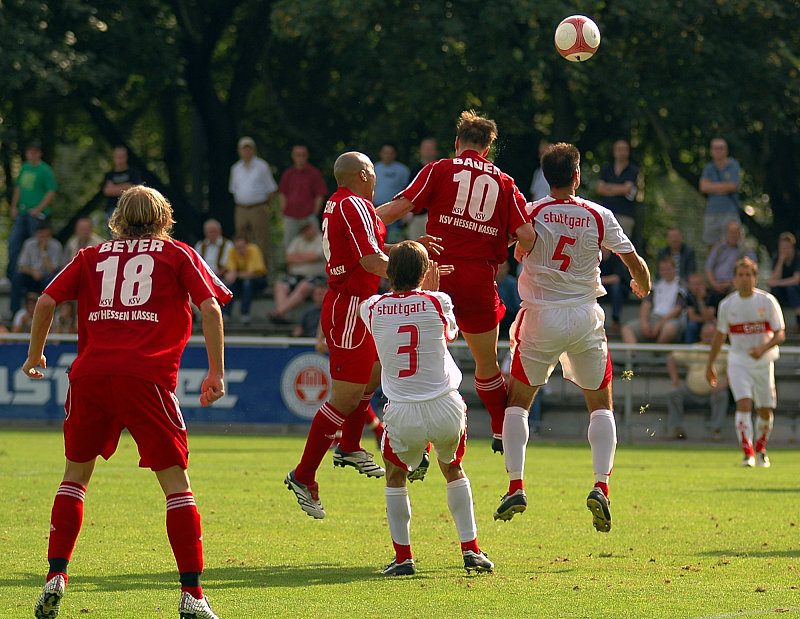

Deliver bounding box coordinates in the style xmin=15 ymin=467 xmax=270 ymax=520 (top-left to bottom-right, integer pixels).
xmin=379 ymin=111 xmax=535 ymax=452
xmin=285 ymin=152 xmax=445 ymax=519
xmin=24 ymin=186 xmax=231 ymax=619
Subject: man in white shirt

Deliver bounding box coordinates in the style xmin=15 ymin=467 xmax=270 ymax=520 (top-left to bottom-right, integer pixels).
xmin=497 ymin=143 xmax=651 ymax=534
xmin=622 ymin=255 xmax=686 ymax=344
xmin=63 ymin=218 xmax=105 ymax=263
xmin=194 ymin=218 xmax=233 ymax=278
xmin=707 ymin=257 xmax=785 ymax=467
xmin=529 ymin=139 xmax=551 ymax=201
xmin=228 ymin=136 xmax=278 ymax=270
xmin=360 ymin=241 xmax=493 ymax=576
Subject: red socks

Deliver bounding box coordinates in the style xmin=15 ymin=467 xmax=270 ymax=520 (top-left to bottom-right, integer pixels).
xmin=365 ymin=403 xmax=385 ymax=442
xmin=393 ymin=541 xmax=412 ymax=563
xmin=508 ymin=479 xmax=524 ymax=495
xmin=339 ymin=393 xmax=373 ymax=453
xmin=295 ymin=402 xmax=346 ymax=485
xmin=460 ymin=538 xmax=480 ymax=554
xmin=474 ymin=373 xmax=507 ymax=436
xmin=594 ymin=481 xmax=609 ymax=498
xmin=47 ymin=481 xmax=86 ymax=578
xmin=166 ymin=492 xmax=204 ymax=598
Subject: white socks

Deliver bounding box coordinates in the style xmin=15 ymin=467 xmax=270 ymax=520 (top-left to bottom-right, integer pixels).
xmin=588 ymin=409 xmax=617 ymax=484
xmin=755 ymin=413 xmax=773 ymax=451
xmin=446 ymin=477 xmax=477 ymax=543
xmin=503 ymin=406 xmax=529 ymax=481
xmin=735 ymin=411 xmax=754 ymax=452
xmin=385 ymin=487 xmax=411 ymax=546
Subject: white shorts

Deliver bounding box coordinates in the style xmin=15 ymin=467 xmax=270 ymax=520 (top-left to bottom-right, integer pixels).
xmin=727 ymin=358 xmax=776 ymax=409
xmin=510 ymin=303 xmax=612 ymax=390
xmin=381 ymin=390 xmax=467 ymax=471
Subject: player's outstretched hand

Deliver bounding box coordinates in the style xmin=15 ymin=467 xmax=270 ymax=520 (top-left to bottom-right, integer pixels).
xmin=416 ymin=235 xmax=444 ymax=256
xmin=422 ymin=261 xmax=441 ymax=291
xmin=200 ymin=373 xmax=225 ymax=407
xmin=22 ymin=355 xmax=47 ymax=380
xmin=630 ymin=280 xmax=650 ymax=299
xmin=513 ymin=242 xmax=528 ymax=263
xmin=706 ymin=365 xmax=717 ymax=388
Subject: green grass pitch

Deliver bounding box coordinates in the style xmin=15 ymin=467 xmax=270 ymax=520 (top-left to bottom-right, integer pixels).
xmin=1 ymin=429 xmax=799 ymax=618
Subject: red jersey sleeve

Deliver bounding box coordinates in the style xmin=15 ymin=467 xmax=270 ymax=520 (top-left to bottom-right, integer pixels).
xmin=398 ymin=161 xmax=440 ymax=214
xmin=340 ymin=195 xmax=383 ymax=259
xmin=172 ymin=241 xmax=234 ymax=306
xmin=44 ymin=253 xmax=83 ymax=304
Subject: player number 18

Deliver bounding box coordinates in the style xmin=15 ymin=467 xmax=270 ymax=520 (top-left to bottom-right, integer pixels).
xmin=96 ymin=255 xmax=155 ymax=307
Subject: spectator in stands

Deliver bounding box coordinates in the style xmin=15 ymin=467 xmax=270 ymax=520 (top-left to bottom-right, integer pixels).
xmin=6 ymin=141 xmax=58 ymax=283
xmin=405 ymin=138 xmax=440 ymax=241
xmin=229 ymin=136 xmax=279 ymax=271
xmin=705 ymin=220 xmax=756 ymax=307
xmin=598 ymin=247 xmax=630 ymax=335
xmin=374 ymin=142 xmax=410 ymax=242
xmin=529 ymin=139 xmax=551 ymax=201
xmin=596 ymin=139 xmax=639 ymax=237
xmin=102 ymin=145 xmax=142 ymax=220
xmin=269 ymin=218 xmax=327 ymax=324
xmin=10 ymin=221 xmax=62 ymax=316
xmin=64 ymin=218 xmax=105 ymax=262
xmin=622 ymin=255 xmax=686 ymax=344
xmin=293 ymin=283 xmax=327 ymax=338
xmin=767 ymin=231 xmax=800 ymax=333
xmin=194 ymin=218 xmax=234 ymax=278
xmin=656 ymin=227 xmax=696 ymax=283
xmin=11 ymin=293 xmax=38 ymax=334
xmin=223 ymin=236 xmax=268 ymax=325
xmin=496 ymin=261 xmax=521 ymax=338
xmin=699 ymin=137 xmax=741 ymax=248
xmin=52 ymin=301 xmax=78 ymax=334
xmin=684 ymin=272 xmax=716 ymax=343
xmin=666 ymin=321 xmax=729 ymax=441
xmin=278 ymin=144 xmax=328 ymax=250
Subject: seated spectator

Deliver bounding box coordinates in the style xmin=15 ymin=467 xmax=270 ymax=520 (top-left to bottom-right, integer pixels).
xmin=11 ymin=293 xmax=38 ymax=333
xmin=767 ymin=231 xmax=800 ymax=333
xmin=223 ymin=237 xmax=268 ymax=324
xmin=496 ymin=261 xmax=520 ymax=338
xmin=622 ymin=255 xmax=686 ymax=344
xmin=64 ymin=217 xmax=105 ymax=262
xmin=270 ymin=218 xmax=327 ymax=324
xmin=666 ymin=322 xmax=729 ymax=440
xmin=195 ymin=218 xmax=234 ymax=278
xmin=705 ymin=220 xmax=756 ymax=307
xmin=598 ymin=247 xmax=630 ymax=334
xmin=656 ymin=227 xmax=696 ymax=283
xmin=293 ymin=283 xmax=327 ymax=338
xmin=684 ymin=273 xmax=716 ymax=343
xmin=10 ymin=221 xmax=62 ymax=316
xmin=52 ymin=301 xmax=78 ymax=334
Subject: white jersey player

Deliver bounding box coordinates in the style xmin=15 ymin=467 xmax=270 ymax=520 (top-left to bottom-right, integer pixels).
xmin=359 ymin=241 xmax=493 ymax=576
xmin=707 ymin=257 xmax=785 ymax=467
xmin=494 ymin=143 xmax=651 ymax=534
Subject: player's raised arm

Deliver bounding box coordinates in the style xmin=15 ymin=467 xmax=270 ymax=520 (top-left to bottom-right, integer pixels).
xmin=22 ymin=293 xmax=57 ymax=379
xmin=377 ymin=196 xmax=416 ymax=225
xmin=619 ymin=250 xmax=651 ymax=298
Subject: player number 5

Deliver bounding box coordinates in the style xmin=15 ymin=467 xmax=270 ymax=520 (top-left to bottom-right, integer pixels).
xmin=552 ymin=235 xmax=577 ymax=271
xmin=396 ymin=324 xmax=419 ymax=378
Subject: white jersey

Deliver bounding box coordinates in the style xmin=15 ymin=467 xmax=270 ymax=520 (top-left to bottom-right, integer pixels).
xmin=518 ymin=196 xmax=634 ymax=307
xmin=717 ymin=289 xmax=784 ymax=365
xmin=360 ymin=290 xmax=461 ymax=403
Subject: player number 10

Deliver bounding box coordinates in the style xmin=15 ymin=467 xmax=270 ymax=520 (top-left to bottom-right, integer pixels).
xmin=96 ymin=255 xmax=155 ymax=307
xmin=451 ymin=171 xmax=499 ymax=222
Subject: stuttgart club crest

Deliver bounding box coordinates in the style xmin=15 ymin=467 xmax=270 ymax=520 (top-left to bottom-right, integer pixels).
xmin=280 ymin=353 xmax=331 ymax=419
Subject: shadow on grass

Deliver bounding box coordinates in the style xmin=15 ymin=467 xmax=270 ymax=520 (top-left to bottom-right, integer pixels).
xmin=697 ymin=549 xmax=800 ymax=558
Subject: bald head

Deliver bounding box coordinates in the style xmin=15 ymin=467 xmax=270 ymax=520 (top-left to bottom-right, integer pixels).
xmin=333 ymin=151 xmax=376 ymax=200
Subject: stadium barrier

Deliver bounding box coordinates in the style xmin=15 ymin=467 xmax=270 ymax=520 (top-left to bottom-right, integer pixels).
xmin=0 ymin=334 xmax=798 ymax=443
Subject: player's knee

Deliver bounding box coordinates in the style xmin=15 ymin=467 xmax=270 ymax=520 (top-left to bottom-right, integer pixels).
xmin=438 ymin=459 xmax=464 ymax=482
xmin=385 ymin=462 xmax=407 ymax=487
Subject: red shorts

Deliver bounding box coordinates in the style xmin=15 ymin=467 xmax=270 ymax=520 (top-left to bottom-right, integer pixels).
xmin=64 ymin=375 xmax=189 ymax=471
xmin=439 ymin=260 xmax=505 ymax=334
xmin=321 ymin=290 xmax=378 ymax=384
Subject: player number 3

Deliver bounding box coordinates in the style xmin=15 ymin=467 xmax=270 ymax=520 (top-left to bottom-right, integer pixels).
xmin=396 ymin=324 xmax=419 ymax=378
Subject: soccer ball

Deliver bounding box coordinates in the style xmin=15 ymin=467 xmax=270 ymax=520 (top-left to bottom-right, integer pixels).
xmin=554 ymin=15 xmax=601 ymax=62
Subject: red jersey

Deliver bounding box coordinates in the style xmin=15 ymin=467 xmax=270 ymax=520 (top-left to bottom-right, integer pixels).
xmin=322 ymin=187 xmax=387 ymax=298
xmin=45 ymin=237 xmax=233 ymax=391
xmin=398 ymin=149 xmax=529 ymax=264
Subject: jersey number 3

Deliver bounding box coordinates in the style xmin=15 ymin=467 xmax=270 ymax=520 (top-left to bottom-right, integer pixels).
xmin=552 ymin=235 xmax=577 ymax=271
xmin=396 ymin=324 xmax=419 ymax=378
xmin=96 ymin=255 xmax=154 ymax=307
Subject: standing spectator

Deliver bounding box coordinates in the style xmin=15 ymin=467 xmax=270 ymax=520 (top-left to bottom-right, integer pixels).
xmin=684 ymin=272 xmax=716 ymax=343
xmin=229 ymin=136 xmax=278 ymax=270
xmin=656 ymin=227 xmax=696 ymax=283
xmin=622 ymin=255 xmax=686 ymax=344
xmin=64 ymin=218 xmax=105 ymax=263
xmin=767 ymin=232 xmax=800 ymax=333
xmin=705 ymin=220 xmax=756 ymax=307
xmin=223 ymin=236 xmax=268 ymax=324
xmin=194 ymin=218 xmax=234 ymax=278
xmin=101 ymin=145 xmax=142 ymax=220
xmin=374 ymin=143 xmax=411 ymax=242
xmin=529 ymin=139 xmax=551 ymax=201
xmin=595 ymin=139 xmax=639 ymax=237
xmin=699 ymin=137 xmax=741 ymax=247
xmin=598 ymin=247 xmax=630 ymax=335
xmin=6 ymin=141 xmax=58 ymax=282
xmin=10 ymin=221 xmax=62 ymax=316
xmin=667 ymin=322 xmax=729 ymax=440
xmin=278 ymin=143 xmax=328 ymax=250
xmin=269 ymin=218 xmax=327 ymax=324
xmin=405 ymin=138 xmax=440 ymax=241
xmin=496 ymin=261 xmax=520 ymax=338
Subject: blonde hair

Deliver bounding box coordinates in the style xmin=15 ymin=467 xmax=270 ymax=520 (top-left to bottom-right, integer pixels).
xmin=109 ymin=185 xmax=175 ymax=239
xmin=456 ymin=110 xmax=498 ymax=150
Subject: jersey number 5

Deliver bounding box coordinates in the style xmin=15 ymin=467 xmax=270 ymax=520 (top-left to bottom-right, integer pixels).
xmin=552 ymin=235 xmax=577 ymax=271
xmin=96 ymin=255 xmax=154 ymax=307
xmin=396 ymin=324 xmax=419 ymax=378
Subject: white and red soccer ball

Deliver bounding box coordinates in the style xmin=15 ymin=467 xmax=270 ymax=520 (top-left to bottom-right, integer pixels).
xmin=554 ymin=15 xmax=601 ymax=62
